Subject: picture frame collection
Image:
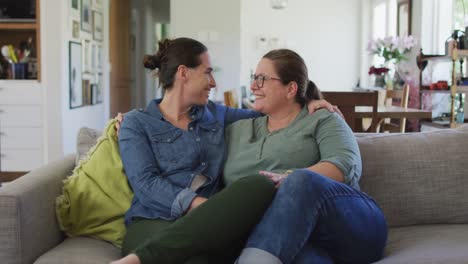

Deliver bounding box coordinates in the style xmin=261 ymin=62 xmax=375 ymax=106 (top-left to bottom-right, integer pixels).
xmin=69 ymin=0 xmax=104 ymax=109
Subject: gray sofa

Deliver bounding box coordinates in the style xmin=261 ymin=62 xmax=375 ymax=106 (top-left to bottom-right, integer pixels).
xmin=1 ymin=125 xmax=468 ymax=264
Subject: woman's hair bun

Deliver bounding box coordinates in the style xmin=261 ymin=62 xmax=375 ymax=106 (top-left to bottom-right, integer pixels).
xmin=143 ymin=54 xmax=161 ymax=70
xmin=143 ymin=39 xmax=172 ymax=70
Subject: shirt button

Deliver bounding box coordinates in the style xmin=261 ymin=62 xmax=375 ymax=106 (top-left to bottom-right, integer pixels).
xmin=196 ymin=137 xmax=201 ymax=142
xmin=191 ymin=115 xmax=196 ymax=119
xmin=202 ymin=162 xmax=206 ymax=166
xmin=166 ymin=139 xmax=171 ymax=142
xmin=189 ymin=127 xmax=194 ymax=131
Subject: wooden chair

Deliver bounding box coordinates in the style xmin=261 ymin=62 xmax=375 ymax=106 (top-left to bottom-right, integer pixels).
xmin=224 ymin=90 xmax=237 ymax=108
xmin=376 ymin=84 xmax=410 ymax=133
xmin=321 ymin=91 xmax=379 ymax=132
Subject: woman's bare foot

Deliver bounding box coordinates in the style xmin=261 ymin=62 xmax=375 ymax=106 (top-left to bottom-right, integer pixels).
xmin=110 ymin=253 xmax=141 ymax=264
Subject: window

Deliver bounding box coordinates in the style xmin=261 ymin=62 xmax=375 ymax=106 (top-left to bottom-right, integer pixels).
xmin=454 ymin=0 xmax=468 ymax=31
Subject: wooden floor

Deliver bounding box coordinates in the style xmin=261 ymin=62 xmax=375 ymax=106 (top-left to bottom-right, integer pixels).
xmin=0 ymin=172 xmax=28 ymax=183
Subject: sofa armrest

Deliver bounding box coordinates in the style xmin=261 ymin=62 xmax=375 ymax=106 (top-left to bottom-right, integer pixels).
xmin=0 ymin=154 xmax=75 ymax=264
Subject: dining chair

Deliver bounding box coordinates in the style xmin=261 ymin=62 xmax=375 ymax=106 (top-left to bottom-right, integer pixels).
xmin=376 ymin=84 xmax=410 ymax=133
xmin=321 ymin=91 xmax=379 ymax=132
xmin=224 ymin=90 xmax=236 ymax=107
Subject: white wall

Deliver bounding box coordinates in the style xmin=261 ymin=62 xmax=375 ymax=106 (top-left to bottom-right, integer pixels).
xmin=41 ymin=0 xmax=110 ymax=158
xmin=170 ymin=0 xmax=241 ymax=101
xmin=41 ymin=0 xmax=64 ymax=162
xmin=241 ymin=0 xmax=362 ymax=92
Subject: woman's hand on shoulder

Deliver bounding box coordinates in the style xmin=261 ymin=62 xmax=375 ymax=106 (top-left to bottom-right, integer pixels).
xmin=114 ymin=113 xmax=124 ymax=137
xmin=307 ymin=99 xmax=344 ymax=119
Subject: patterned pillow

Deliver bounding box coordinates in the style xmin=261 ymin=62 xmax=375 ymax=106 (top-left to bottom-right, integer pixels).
xmin=75 ymin=127 xmax=101 ymax=164
xmin=56 ymin=119 xmax=133 ymax=247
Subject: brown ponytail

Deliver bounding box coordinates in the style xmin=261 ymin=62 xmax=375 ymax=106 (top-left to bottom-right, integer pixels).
xmin=305 ymin=80 xmax=323 ymax=101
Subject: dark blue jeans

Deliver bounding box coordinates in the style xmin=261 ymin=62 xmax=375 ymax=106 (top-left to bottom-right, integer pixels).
xmin=243 ymin=169 xmax=387 ymax=264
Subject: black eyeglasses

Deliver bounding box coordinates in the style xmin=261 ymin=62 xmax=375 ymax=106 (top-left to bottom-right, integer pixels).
xmin=250 ymin=74 xmax=282 ymax=88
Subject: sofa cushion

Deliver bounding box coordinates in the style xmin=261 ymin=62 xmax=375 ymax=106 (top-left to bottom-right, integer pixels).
xmin=55 ymin=119 xmax=133 ymax=247
xmin=34 ymin=237 xmax=120 ymax=264
xmin=374 ymin=224 xmax=468 ymax=264
xmin=358 ymin=125 xmax=468 ymax=227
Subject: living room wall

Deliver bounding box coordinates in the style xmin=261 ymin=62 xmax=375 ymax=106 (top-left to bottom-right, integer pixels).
xmin=41 ymin=0 xmax=110 ymax=159
xmin=240 ymin=0 xmax=362 ymax=93
xmin=170 ymin=0 xmax=241 ymax=102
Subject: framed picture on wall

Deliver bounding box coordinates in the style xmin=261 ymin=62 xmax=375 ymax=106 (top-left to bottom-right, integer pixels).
xmin=70 ymin=0 xmax=80 ymax=18
xmin=397 ymin=0 xmax=411 ymax=36
xmin=91 ymin=43 xmax=97 ymax=72
xmin=96 ymin=44 xmax=103 ymax=72
xmin=93 ymin=11 xmax=103 ymax=41
xmin=96 ymin=73 xmax=103 ymax=103
xmin=81 ymin=0 xmax=92 ymax=32
xmin=72 ymin=20 xmax=80 ymax=40
xmin=69 ymin=41 xmax=83 ymax=109
xmin=91 ymin=83 xmax=98 ymax=104
xmin=93 ymin=0 xmax=103 ymax=11
xmin=82 ymin=79 xmax=92 ymax=105
xmin=82 ymin=39 xmax=92 ymax=73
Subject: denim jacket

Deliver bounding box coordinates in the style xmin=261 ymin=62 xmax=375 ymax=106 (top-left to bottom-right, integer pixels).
xmin=119 ymin=99 xmax=260 ymax=224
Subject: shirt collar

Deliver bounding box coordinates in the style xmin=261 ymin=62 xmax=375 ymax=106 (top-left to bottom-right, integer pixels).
xmin=145 ymin=99 xmax=207 ymax=122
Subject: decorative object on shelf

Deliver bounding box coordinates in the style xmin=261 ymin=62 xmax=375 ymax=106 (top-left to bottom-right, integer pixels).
xmin=1 ymin=39 xmax=34 ymax=79
xmin=429 ymin=81 xmax=449 ymax=90
xmin=91 ymin=83 xmax=98 ymax=104
xmin=368 ymin=66 xmax=389 ymax=87
xmin=367 ymin=35 xmax=417 ymax=89
xmin=445 ymin=30 xmax=465 ymax=55
xmin=96 ymin=73 xmax=103 ymax=103
xmin=82 ymin=79 xmax=92 ymax=105
xmin=69 ymin=41 xmax=83 ymax=109
xmin=270 ymin=0 xmax=288 ymax=9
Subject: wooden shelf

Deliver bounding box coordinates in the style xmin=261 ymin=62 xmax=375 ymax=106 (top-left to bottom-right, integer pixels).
xmin=456 ymin=85 xmax=468 ymax=93
xmin=0 ymin=23 xmax=37 ymax=30
xmin=419 ymin=54 xmax=449 ymax=61
xmin=456 ymin=49 xmax=468 ymax=57
xmin=0 ymin=0 xmax=40 ymax=81
xmin=420 ymin=86 xmax=468 ymax=93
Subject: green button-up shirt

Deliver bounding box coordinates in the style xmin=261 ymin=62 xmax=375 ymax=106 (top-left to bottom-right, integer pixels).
xmin=223 ymin=107 xmax=362 ymax=190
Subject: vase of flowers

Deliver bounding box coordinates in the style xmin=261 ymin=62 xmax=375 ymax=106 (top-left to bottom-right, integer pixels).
xmin=368 ymin=66 xmax=389 ymax=87
xmin=367 ymin=35 xmax=417 ymax=89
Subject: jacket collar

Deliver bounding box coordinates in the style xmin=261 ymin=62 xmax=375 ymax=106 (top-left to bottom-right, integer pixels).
xmin=146 ymin=99 xmax=214 ymax=125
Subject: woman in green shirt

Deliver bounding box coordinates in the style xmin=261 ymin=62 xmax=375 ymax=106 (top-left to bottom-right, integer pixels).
xmin=228 ymin=49 xmax=387 ymax=264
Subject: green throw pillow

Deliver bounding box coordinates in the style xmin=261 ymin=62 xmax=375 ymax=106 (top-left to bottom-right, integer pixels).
xmin=56 ymin=119 xmax=134 ymax=247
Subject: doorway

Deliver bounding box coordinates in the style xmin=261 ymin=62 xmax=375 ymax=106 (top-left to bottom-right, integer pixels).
xmin=109 ymin=0 xmax=170 ymax=117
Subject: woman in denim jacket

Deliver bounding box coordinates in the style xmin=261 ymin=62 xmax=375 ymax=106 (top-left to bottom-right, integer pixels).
xmin=112 ymin=38 xmax=339 ymax=264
